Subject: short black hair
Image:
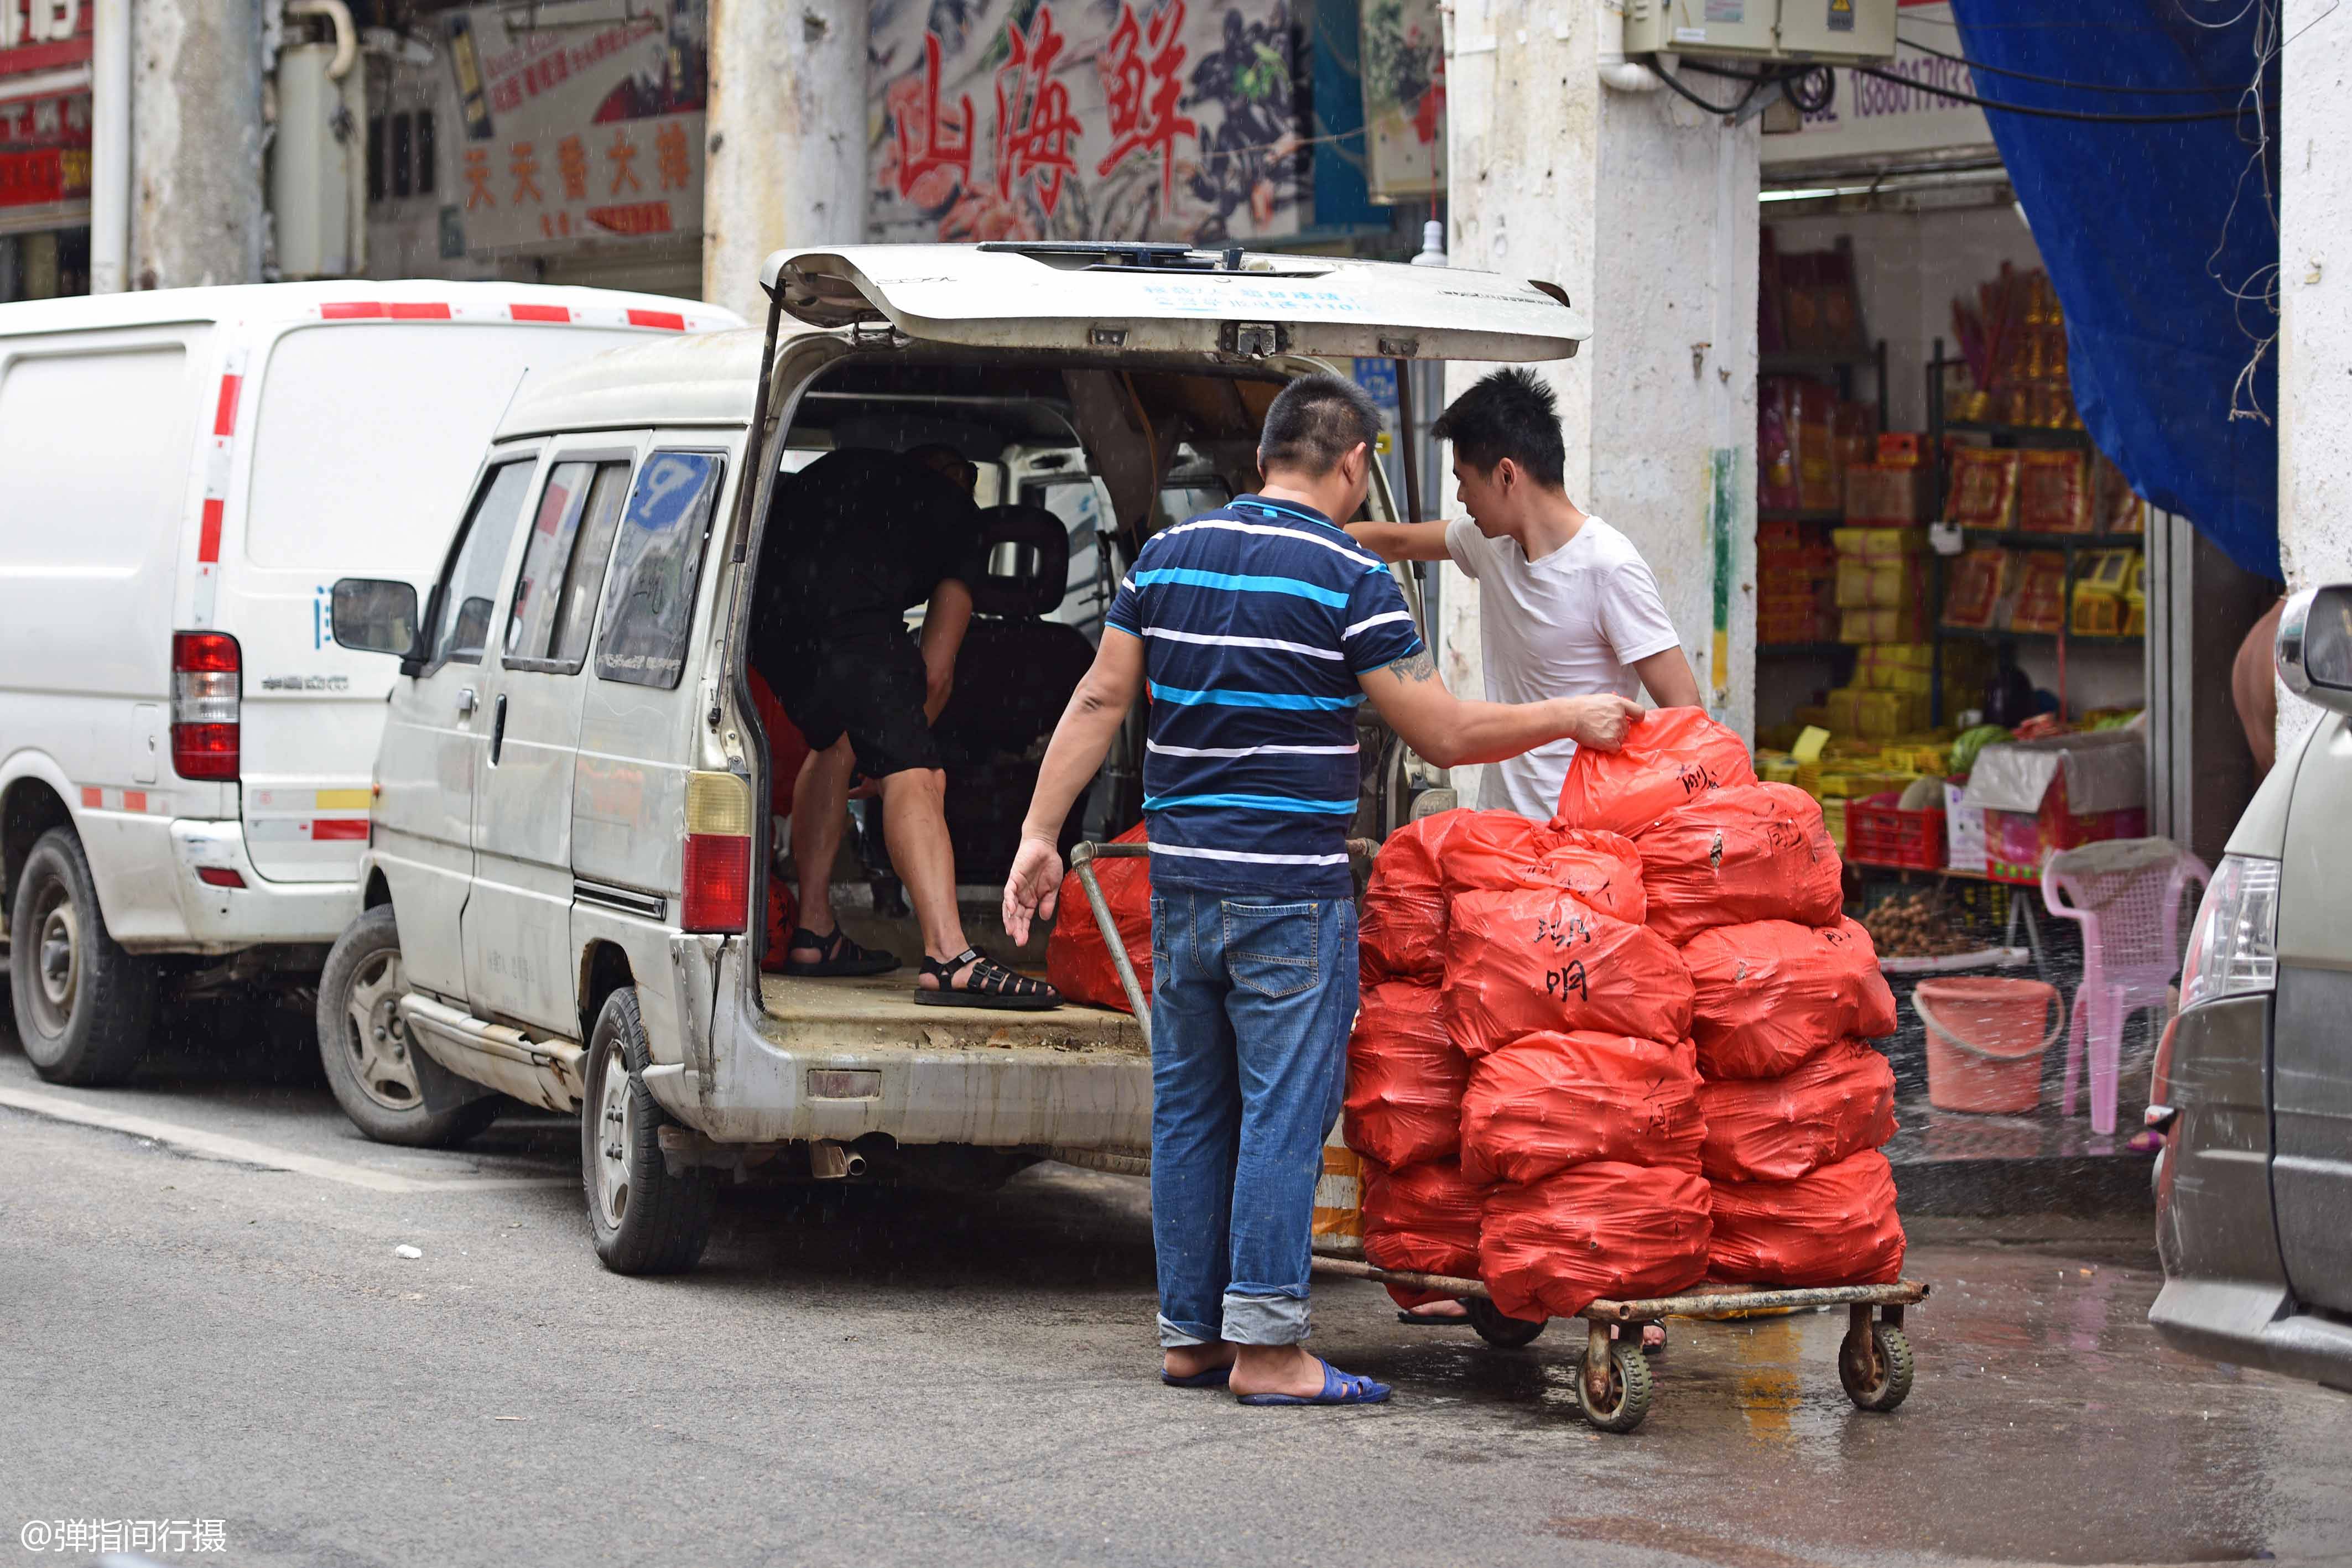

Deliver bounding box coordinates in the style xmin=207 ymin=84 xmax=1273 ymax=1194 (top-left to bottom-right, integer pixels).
xmin=1258 ymin=372 xmax=1382 ymax=478
xmin=1432 ymin=368 xmax=1566 ymax=490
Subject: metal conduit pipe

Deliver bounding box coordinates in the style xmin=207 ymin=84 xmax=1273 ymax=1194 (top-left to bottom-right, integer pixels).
xmin=89 ymin=0 xmax=131 ymax=293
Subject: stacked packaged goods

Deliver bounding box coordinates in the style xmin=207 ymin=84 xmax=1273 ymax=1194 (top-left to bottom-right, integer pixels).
xmin=1555 ymin=713 xmax=1908 ymax=1289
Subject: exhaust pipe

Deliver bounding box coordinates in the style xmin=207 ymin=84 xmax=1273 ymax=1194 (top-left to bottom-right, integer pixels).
xmin=809 ymin=1140 xmax=867 ymax=1180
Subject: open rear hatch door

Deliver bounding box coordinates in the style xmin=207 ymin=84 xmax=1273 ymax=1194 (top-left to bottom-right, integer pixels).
xmin=763 ymin=243 xmax=1588 ymax=362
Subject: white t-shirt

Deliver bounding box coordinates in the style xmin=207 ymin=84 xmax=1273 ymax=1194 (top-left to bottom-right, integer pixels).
xmin=1446 ymin=514 xmax=1684 ymax=820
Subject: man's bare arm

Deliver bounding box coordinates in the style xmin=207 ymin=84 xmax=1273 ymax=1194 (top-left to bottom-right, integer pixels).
xmin=1630 ymin=645 xmax=1701 ymax=710
xmin=1358 ymin=648 xmax=1640 ymax=767
xmin=1001 ymin=629 xmax=1148 ymax=945
xmin=919 ymin=578 xmax=976 ymax=721
xmin=1344 ymin=520 xmax=1454 ymax=564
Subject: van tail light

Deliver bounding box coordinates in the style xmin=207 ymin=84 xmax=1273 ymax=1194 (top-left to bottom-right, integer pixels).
xmin=172 ymin=632 xmax=241 ymax=780
xmin=681 ymin=770 xmax=753 ymax=933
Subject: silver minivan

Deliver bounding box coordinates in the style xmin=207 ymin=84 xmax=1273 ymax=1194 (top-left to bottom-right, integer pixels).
xmin=319 ymin=242 xmax=1586 ymax=1273
xmin=2151 ymin=583 xmax=2352 ymax=1390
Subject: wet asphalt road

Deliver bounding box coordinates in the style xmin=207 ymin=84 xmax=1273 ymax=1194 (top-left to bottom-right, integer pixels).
xmin=3 ymin=1030 xmax=2350 ymax=1568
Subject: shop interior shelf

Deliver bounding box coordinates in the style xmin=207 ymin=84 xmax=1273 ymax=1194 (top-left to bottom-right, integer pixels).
xmin=1762 ymin=347 xmax=1875 ymax=374
xmin=1944 ymin=420 xmax=2096 ymax=447
xmin=1760 ymin=508 xmax=1845 ymax=523
xmin=1958 ymin=529 xmax=2147 ymax=551
xmin=1757 ymin=642 xmax=1854 ymax=658
xmin=1937 ymin=625 xmax=2143 ymax=645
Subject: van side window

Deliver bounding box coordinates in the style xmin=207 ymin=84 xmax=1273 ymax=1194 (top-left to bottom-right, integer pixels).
xmin=431 ymin=461 xmax=535 ymax=668
xmin=594 ymin=451 xmax=724 ymax=690
xmin=504 ymin=459 xmax=629 ymax=666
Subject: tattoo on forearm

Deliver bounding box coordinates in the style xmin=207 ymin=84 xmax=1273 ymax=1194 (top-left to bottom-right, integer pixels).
xmin=1385 ymin=649 xmax=1438 ymax=683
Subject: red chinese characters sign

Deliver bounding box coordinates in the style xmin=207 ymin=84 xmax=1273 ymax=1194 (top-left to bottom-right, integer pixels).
xmin=441 ymin=1 xmax=704 ymax=255
xmin=872 ymin=0 xmax=1304 ymax=246
xmin=1 ymin=2 xmax=93 ymax=212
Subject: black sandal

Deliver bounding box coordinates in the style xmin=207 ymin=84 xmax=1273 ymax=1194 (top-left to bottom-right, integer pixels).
xmin=1397 ymin=1302 xmax=1474 ymax=1326
xmin=781 ymin=925 xmax=902 ymax=978
xmin=917 ymin=948 xmax=1063 ymax=1011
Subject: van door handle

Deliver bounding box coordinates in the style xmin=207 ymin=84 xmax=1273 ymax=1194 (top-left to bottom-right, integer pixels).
xmin=490 ymin=694 xmax=508 ymax=765
xmin=456 ymin=686 xmax=477 ymax=717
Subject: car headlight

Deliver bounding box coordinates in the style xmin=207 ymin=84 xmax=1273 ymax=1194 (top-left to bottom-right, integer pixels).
xmin=2178 ymin=853 xmax=2280 ymax=1013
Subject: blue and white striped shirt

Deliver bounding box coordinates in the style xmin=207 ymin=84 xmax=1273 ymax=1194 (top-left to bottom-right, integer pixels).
xmin=1104 ymin=494 xmax=1425 ymax=895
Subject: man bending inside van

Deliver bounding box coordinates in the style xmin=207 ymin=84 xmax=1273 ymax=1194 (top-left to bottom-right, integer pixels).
xmin=755 ymin=445 xmax=1060 ymax=1009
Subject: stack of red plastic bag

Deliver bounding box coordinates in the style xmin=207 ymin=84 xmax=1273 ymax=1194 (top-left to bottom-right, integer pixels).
xmin=1045 ymin=822 xmax=1151 ymax=1012
xmin=1353 ymin=809 xmax=1705 ymax=1316
xmin=1571 ymin=718 xmax=1907 ymax=1289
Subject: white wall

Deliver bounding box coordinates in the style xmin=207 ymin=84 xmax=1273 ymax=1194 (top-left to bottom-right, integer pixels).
xmin=2278 ymin=0 xmax=2352 ymax=755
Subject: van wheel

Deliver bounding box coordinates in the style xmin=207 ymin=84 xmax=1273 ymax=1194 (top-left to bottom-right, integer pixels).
xmin=10 ymin=827 xmax=155 ymax=1085
xmin=316 ymin=905 xmax=498 ymax=1148
xmin=582 ymin=986 xmax=716 ymax=1275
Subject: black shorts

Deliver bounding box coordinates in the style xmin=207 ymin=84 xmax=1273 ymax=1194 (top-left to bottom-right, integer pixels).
xmin=769 ymin=626 xmax=941 ymax=780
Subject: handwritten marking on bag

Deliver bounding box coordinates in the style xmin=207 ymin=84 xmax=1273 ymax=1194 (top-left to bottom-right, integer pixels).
xmin=1544 ymin=961 xmax=1590 ymax=1003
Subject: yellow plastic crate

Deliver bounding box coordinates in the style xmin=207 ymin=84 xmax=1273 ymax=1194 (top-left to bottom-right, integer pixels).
xmin=1758 ymin=756 xmax=1801 ymax=785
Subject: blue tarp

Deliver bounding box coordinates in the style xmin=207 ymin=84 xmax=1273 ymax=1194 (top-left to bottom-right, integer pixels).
xmin=1948 ymin=0 xmax=2281 ymax=579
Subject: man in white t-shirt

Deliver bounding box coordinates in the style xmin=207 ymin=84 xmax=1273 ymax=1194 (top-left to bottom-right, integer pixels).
xmin=1349 ymin=367 xmax=1701 ymax=820
xmin=1348 ymin=367 xmax=1697 ymax=1348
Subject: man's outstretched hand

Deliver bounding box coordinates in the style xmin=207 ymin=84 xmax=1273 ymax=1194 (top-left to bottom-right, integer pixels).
xmin=1002 ymin=833 xmax=1065 ymax=948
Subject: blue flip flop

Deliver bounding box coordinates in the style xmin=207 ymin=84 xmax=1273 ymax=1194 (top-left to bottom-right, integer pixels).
xmin=1235 ymin=1361 xmax=1392 ymax=1406
xmin=1161 ymin=1364 xmax=1233 ymax=1389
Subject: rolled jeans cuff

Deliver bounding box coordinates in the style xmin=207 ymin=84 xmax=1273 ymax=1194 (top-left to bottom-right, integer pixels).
xmin=1222 ymin=1289 xmax=1310 ymax=1346
xmin=1158 ymin=1313 xmax=1220 ymax=1349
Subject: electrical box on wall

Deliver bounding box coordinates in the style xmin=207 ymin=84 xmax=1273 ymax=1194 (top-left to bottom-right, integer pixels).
xmin=1621 ymin=0 xmax=1896 ymax=64
xmin=272 ymin=41 xmax=367 ymax=278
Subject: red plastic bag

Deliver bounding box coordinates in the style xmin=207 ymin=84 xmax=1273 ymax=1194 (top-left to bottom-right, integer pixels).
xmin=1458 ymin=1032 xmax=1705 ymax=1185
xmin=1359 ymin=812 xmax=1645 ymax=984
xmin=1697 ymin=1038 xmax=1896 ymax=1182
xmin=1479 ymin=1163 xmax=1713 ymax=1320
xmin=1682 ymin=918 xmax=1898 ymax=1078
xmin=1045 ymin=823 xmax=1150 ymax=1012
xmin=1345 ymin=983 xmax=1471 ymax=1169
xmin=1706 ymin=1149 xmax=1906 ymax=1286
xmin=1364 ymin=1159 xmax=1489 ymax=1309
xmin=1552 ymin=707 xmax=1757 ymax=838
xmin=1444 ymin=886 xmax=1695 ymax=1055
xmin=1636 ymin=782 xmax=1845 ymax=945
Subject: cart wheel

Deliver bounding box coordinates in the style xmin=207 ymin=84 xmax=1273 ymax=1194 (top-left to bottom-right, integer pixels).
xmin=1574 ymin=1342 xmax=1653 ymax=1434
xmin=1839 ymin=1321 xmax=1914 ymax=1413
xmin=1465 ymin=1296 xmax=1547 ymax=1348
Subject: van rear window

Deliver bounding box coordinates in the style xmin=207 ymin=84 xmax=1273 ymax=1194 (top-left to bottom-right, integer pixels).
xmin=595 ymin=451 xmax=724 ymax=690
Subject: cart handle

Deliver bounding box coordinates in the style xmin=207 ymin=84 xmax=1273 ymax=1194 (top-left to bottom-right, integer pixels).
xmin=1068 ymin=840 xmax=1152 ymax=1050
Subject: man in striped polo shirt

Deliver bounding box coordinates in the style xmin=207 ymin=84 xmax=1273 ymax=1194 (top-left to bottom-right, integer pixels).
xmin=1003 ymin=372 xmax=1638 ymax=1405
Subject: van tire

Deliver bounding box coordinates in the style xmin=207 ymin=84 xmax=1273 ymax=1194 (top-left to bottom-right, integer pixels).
xmin=581 ymin=986 xmax=716 ymax=1275
xmin=316 ymin=905 xmax=501 ymax=1148
xmin=10 ymin=827 xmax=155 ymax=1086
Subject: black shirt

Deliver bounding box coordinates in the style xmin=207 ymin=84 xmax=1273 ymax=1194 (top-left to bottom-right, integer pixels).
xmin=757 ymin=448 xmax=985 ymax=647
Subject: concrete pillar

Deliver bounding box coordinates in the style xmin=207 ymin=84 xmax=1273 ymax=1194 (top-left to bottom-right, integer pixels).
xmin=1439 ymin=1 xmax=1758 ymax=803
xmin=703 ymin=0 xmax=870 ymax=320
xmin=2277 ymin=0 xmax=2352 ymax=756
xmin=129 ymin=0 xmax=265 ymax=289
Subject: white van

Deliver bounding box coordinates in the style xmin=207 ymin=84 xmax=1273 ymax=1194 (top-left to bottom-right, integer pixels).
xmin=0 ymin=282 xmax=740 ymax=1085
xmin=322 ymin=243 xmax=1583 ymax=1271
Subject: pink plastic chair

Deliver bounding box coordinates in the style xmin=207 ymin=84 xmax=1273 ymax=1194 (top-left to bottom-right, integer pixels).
xmin=2039 ymin=838 xmax=2209 ymax=1135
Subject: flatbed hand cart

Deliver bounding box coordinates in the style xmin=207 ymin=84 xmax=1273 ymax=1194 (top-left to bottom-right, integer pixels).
xmin=1068 ymin=838 xmax=1931 ymax=1436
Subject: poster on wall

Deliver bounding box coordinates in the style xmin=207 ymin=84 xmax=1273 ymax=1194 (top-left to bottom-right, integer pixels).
xmin=440 ymin=0 xmax=705 ymax=256
xmin=868 ymin=0 xmax=1308 ymax=247
xmin=1357 ymin=0 xmax=1442 ymax=204
xmin=1762 ymin=2 xmax=1991 ymax=167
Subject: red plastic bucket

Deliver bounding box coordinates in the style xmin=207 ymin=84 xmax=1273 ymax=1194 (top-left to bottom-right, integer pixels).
xmin=1911 ymin=977 xmax=2062 ymax=1114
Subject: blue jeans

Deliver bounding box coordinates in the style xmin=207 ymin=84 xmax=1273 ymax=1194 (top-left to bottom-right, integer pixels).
xmin=1148 ymin=889 xmax=1359 ymax=1348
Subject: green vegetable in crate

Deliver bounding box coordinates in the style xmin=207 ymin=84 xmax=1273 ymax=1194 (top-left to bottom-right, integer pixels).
xmin=1950 ymin=724 xmax=2011 ymax=777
